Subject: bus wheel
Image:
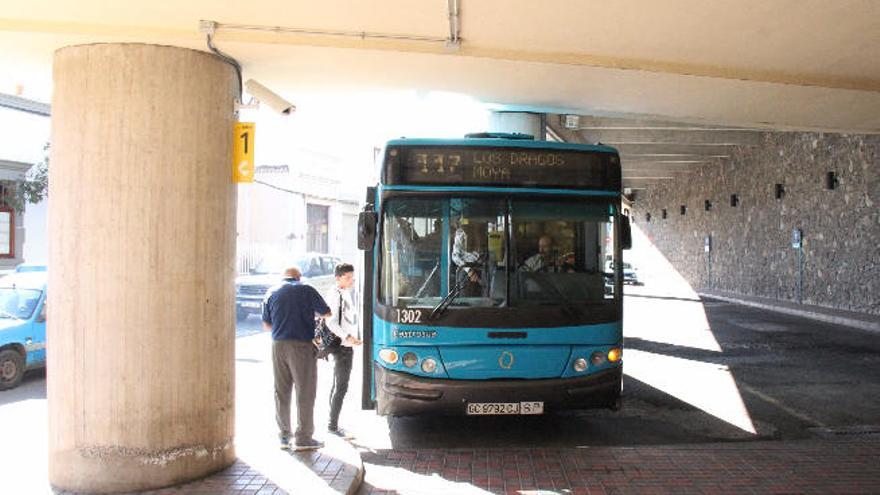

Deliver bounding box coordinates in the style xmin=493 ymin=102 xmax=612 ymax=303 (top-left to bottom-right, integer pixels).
xmin=0 ymin=349 xmax=25 ymax=391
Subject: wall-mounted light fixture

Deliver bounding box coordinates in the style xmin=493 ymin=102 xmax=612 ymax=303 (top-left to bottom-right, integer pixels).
xmin=563 ymin=114 xmax=581 ymax=130
xmin=730 ymin=194 xmax=739 ymax=207
xmin=826 ymin=171 xmax=839 ymax=190
xmin=704 ymin=200 xmax=712 ymax=211
xmin=775 ymin=183 xmax=785 ymax=200
xmin=680 ymin=205 xmax=687 ymax=215
xmin=645 ymin=212 xmax=652 ymax=222
xmin=662 ymin=209 xmax=667 ymax=219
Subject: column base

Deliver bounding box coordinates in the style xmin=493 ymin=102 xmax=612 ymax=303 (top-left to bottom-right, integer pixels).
xmin=50 ymin=441 xmax=235 ymax=493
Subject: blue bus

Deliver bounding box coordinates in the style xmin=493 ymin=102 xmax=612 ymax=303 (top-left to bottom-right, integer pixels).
xmin=357 ymin=133 xmax=630 ymax=416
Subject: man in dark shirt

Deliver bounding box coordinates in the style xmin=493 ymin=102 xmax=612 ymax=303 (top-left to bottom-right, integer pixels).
xmin=262 ymin=266 xmax=331 ymax=451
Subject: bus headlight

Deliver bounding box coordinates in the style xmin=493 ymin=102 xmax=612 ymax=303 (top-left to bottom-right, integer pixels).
xmin=402 ymin=352 xmax=419 ymax=368
xmin=379 ymin=349 xmax=399 ymax=365
xmin=421 ymin=358 xmax=437 ymax=373
xmin=573 ymin=358 xmax=588 ymax=372
xmin=590 ymin=352 xmax=605 ymax=366
xmin=607 ymin=348 xmax=621 ymax=363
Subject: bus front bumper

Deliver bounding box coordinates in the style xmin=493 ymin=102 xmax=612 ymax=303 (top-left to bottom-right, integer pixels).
xmin=374 ymin=364 xmax=622 ymax=416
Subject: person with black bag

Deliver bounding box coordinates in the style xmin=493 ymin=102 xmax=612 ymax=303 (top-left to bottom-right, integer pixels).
xmin=263 ymin=266 xmax=331 ymax=451
xmin=320 ymin=263 xmax=362 ymax=438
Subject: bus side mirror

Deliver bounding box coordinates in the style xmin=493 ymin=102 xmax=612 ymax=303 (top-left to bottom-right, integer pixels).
xmin=621 ymin=216 xmax=632 ymax=250
xmin=358 ymin=211 xmax=378 ymax=250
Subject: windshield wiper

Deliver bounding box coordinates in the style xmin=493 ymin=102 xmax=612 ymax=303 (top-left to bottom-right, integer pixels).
xmin=428 ymin=276 xmax=469 ymax=320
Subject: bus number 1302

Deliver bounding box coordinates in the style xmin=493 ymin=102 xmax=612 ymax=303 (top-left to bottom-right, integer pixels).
xmin=396 ymin=309 xmax=423 ymax=324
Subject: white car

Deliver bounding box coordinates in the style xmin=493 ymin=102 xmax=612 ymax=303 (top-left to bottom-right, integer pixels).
xmin=621 ymin=262 xmax=641 ymax=285
xmin=605 ymin=260 xmax=642 ymax=285
xmin=235 ymin=253 xmax=341 ymax=321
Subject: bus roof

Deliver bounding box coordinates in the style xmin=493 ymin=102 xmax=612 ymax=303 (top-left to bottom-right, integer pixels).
xmin=385 ymin=137 xmax=618 ymax=154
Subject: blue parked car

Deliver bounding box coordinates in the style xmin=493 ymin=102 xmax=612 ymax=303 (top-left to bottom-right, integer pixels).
xmin=0 ymin=265 xmax=47 ymax=391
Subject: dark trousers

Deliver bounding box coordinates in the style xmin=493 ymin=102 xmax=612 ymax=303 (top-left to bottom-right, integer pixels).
xmin=327 ymin=345 xmax=354 ymax=429
xmin=272 ymin=339 xmax=317 ymax=443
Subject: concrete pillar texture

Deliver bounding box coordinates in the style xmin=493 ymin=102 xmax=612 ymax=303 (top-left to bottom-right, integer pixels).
xmin=48 ymin=44 xmax=238 ymax=492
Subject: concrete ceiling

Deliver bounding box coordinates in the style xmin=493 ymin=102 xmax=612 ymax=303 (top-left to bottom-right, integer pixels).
xmin=1 ymin=1 xmax=879 ymax=188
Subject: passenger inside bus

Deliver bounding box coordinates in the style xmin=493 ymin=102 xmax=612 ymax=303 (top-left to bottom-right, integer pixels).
xmin=451 ymin=219 xmax=485 ymax=297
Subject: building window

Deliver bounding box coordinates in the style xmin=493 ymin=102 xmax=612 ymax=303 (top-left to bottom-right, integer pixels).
xmin=0 ymin=207 xmax=13 ymax=258
xmin=306 ymin=204 xmax=329 ymax=253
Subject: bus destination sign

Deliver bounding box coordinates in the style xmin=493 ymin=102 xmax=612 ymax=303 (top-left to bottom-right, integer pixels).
xmin=385 ymin=146 xmax=621 ymax=191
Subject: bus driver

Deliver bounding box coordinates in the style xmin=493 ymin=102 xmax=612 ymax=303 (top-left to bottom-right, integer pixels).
xmin=523 ymin=235 xmax=558 ymax=272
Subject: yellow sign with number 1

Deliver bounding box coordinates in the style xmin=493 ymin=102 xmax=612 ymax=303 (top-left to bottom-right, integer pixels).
xmin=233 ymin=122 xmax=255 ymax=183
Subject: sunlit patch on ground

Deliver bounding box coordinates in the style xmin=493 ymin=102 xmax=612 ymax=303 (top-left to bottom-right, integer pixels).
xmin=622 ymin=223 xmax=755 ymax=434
xmin=360 ymin=463 xmax=493 ymax=495
xmin=624 ymin=348 xmax=756 ymax=434
xmin=623 ymin=224 xmax=723 ymax=352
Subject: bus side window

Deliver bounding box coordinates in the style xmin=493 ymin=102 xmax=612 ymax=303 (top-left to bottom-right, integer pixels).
xmin=37 ymin=302 xmax=46 ymax=323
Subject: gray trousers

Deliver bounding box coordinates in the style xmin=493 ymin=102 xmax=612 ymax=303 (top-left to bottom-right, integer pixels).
xmin=272 ymin=339 xmax=317 ymax=442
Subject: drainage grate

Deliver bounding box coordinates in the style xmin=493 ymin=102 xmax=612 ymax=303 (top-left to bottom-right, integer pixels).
xmin=809 ymin=425 xmax=880 ymax=439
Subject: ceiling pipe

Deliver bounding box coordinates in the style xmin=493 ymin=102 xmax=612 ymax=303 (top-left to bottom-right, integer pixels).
xmin=447 ymin=0 xmax=462 ymax=48
xmin=202 ymin=1 xmax=463 ymax=51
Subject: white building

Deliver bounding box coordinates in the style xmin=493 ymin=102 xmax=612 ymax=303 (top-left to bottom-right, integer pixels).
xmin=236 ymin=147 xmax=364 ymax=274
xmin=0 ymin=93 xmax=50 ymax=271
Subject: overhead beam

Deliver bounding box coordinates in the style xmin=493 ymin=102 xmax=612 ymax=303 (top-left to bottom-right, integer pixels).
xmin=609 ymin=143 xmax=749 ymax=156
xmin=623 ymin=167 xmax=694 ymax=175
xmin=561 ymin=115 xmax=764 ymax=132
xmin=620 ymin=153 xmax=730 ymax=160
xmin=623 ymin=177 xmax=675 ymax=187
xmin=622 ymin=159 xmax=712 ymax=164
xmin=578 ymin=129 xmax=764 ymax=146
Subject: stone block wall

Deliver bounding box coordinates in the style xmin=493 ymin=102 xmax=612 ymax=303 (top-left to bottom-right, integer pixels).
xmin=632 ymin=132 xmax=879 ymax=315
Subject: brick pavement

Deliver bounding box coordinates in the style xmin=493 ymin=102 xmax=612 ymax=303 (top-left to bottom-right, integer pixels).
xmin=53 ymin=460 xmax=283 ymax=495
xmin=357 ymin=439 xmax=880 ymax=494
xmin=52 ymin=442 xmax=362 ymax=495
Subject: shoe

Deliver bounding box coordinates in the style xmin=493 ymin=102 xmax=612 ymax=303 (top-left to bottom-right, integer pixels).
xmin=292 ymin=438 xmax=324 ymax=451
xmin=328 ymin=427 xmax=354 ymax=439
xmin=279 ymin=437 xmax=291 ymax=450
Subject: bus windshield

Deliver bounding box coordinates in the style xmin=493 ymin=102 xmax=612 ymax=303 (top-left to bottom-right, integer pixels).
xmin=380 ymin=197 xmax=617 ymax=310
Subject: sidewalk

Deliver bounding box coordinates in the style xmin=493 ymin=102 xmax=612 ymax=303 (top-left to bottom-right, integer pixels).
xmin=358 ymin=438 xmax=880 ymax=494
xmin=57 ymin=436 xmax=363 ymax=495
xmin=699 ymin=289 xmax=880 ymax=333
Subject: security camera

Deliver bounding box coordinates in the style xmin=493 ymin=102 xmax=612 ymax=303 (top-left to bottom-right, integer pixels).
xmin=244 ymin=79 xmax=296 ymax=115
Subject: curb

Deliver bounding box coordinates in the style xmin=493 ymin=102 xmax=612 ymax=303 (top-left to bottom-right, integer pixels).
xmin=289 ymin=435 xmax=365 ymax=495
xmin=699 ymin=292 xmax=880 ymax=333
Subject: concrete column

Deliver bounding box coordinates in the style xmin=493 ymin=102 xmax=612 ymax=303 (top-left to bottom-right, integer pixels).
xmin=48 ymin=44 xmax=237 ymax=493
xmin=488 ymin=111 xmax=546 ymax=140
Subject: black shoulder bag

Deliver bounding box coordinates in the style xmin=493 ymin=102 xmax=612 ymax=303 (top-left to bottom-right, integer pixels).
xmin=314 ymin=291 xmax=343 ymax=359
